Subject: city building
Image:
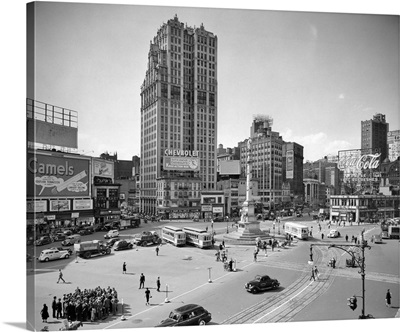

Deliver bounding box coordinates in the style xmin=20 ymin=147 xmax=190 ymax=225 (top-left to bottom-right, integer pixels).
xmin=282 ymin=142 xmax=304 ymax=204
xmin=238 ymin=115 xmax=284 ymax=207
xmin=361 ymin=113 xmax=389 ymax=162
xmin=303 ymin=178 xmax=327 ymax=208
xmin=329 ymin=194 xmax=400 ymax=223
xmin=140 ymin=15 xmax=218 ymax=215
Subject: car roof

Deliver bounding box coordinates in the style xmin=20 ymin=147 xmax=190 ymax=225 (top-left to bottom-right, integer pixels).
xmin=173 ymin=304 xmax=202 ymax=313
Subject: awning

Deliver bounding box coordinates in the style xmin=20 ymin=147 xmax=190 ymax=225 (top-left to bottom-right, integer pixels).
xmin=331 ymin=212 xmax=339 ymax=216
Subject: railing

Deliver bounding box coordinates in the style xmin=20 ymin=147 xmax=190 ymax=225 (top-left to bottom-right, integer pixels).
xmin=26 ymin=98 xmax=78 ymax=128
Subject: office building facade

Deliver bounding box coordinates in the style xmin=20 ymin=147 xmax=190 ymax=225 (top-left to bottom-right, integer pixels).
xmin=361 ymin=113 xmax=389 ymax=162
xmin=140 ymin=15 xmax=218 ymax=214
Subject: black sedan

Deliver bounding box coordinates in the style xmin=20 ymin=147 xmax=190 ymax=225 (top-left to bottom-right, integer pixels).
xmin=105 ymin=238 xmax=119 ymax=248
xmin=245 ymin=275 xmax=280 ymax=293
xmin=113 ymin=240 xmax=134 ymax=251
xmin=34 ymin=236 xmax=53 ymax=246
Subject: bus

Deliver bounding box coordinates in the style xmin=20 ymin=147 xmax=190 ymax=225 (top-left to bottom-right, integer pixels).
xmin=182 ymin=227 xmax=212 ymax=249
xmin=284 ymin=222 xmax=309 ymax=240
xmin=161 ymin=226 xmax=186 ymax=246
xmin=388 ymin=225 xmax=400 ymax=239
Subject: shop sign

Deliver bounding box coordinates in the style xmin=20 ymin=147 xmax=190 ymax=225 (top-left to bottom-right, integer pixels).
xmin=202 ymin=205 xmax=212 ymax=212
xmin=27 ymin=152 xmax=90 ymax=197
xmin=71 ymin=212 xmax=80 ymax=218
xmin=94 ymin=176 xmax=113 ymax=185
xmin=213 ymin=207 xmax=223 ymax=213
xmin=46 ymin=215 xmax=56 ymax=220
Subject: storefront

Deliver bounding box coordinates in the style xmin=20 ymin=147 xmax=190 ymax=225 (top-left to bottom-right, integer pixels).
xmin=330 ymin=195 xmax=400 ymax=223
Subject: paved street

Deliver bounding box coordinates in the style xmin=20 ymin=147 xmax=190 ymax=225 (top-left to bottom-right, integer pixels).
xmin=28 ymin=218 xmax=399 ymax=331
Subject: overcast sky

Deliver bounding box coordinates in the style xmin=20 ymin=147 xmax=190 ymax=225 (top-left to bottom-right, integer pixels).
xmin=29 ymin=2 xmax=399 ymax=162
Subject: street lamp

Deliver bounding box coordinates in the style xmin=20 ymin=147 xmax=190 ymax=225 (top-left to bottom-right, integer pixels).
xmin=226 ymin=216 xmax=229 ymax=234
xmin=207 ymin=267 xmax=212 ymax=283
xmin=308 ymin=229 xmax=372 ymax=319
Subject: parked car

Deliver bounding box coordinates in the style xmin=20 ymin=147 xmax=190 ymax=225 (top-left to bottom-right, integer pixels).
xmin=156 ymin=304 xmax=212 ymax=327
xmin=78 ymin=227 xmax=93 ymax=236
xmin=327 ymin=229 xmax=340 ymax=238
xmin=52 ymin=232 xmax=66 ymax=241
xmin=38 ymin=248 xmax=70 ymax=262
xmin=63 ymin=229 xmax=73 ymax=236
xmin=103 ymin=222 xmax=120 ymax=231
xmin=34 ymin=236 xmax=53 ymax=246
xmin=61 ymin=234 xmax=82 ymax=246
xmin=105 ymin=238 xmax=119 ymax=248
xmin=50 ymin=246 xmax=73 ymax=255
xmin=104 ymin=229 xmax=119 ymax=239
xmin=244 ymin=274 xmax=280 ymax=293
xmin=113 ymin=240 xmax=134 ymax=251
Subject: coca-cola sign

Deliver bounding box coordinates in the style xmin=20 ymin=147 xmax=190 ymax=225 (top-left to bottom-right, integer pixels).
xmin=338 ymin=153 xmax=381 ymax=170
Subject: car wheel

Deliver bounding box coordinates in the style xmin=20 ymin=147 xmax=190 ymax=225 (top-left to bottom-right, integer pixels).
xmin=198 ymin=320 xmax=206 ymax=326
xmin=84 ymin=252 xmax=91 ymax=259
xmin=65 ymin=254 xmax=69 ymax=259
xmin=129 ymin=244 xmax=133 ymax=249
xmin=45 ymin=257 xmax=49 ymax=262
xmin=142 ymin=241 xmax=147 ymax=246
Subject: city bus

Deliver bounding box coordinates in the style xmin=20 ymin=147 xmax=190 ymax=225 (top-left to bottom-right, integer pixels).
xmin=161 ymin=226 xmax=186 ymax=246
xmin=284 ymin=222 xmax=309 ymax=240
xmin=182 ymin=227 xmax=212 ymax=249
xmin=388 ymin=225 xmax=400 ymax=239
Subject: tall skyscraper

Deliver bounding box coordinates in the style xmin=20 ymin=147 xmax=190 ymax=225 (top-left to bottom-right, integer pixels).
xmin=361 ymin=113 xmax=389 ymax=162
xmin=140 ymin=15 xmax=218 ymax=215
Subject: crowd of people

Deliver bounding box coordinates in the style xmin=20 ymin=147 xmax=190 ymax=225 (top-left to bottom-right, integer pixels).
xmin=48 ymin=286 xmax=120 ymax=323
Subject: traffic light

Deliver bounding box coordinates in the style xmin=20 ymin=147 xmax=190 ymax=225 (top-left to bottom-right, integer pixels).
xmin=347 ymin=296 xmax=357 ymax=311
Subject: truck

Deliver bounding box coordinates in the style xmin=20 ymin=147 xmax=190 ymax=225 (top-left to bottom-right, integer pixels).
xmin=132 ymin=231 xmax=162 ymax=246
xmin=74 ymin=240 xmax=111 ymax=259
xmin=119 ymin=217 xmax=141 ymax=230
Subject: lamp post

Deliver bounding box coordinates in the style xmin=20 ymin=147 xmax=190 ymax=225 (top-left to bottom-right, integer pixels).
xmin=226 ymin=216 xmax=229 ymax=234
xmin=308 ymin=229 xmax=371 ymax=319
xmin=207 ymin=267 xmax=212 ymax=283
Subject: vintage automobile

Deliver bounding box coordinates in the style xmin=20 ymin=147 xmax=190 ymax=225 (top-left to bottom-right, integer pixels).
xmin=104 ymin=229 xmax=120 ymax=239
xmin=105 ymin=238 xmax=120 ymax=248
xmin=34 ymin=236 xmax=53 ymax=246
xmin=245 ymin=274 xmax=280 ymax=293
xmin=156 ymin=304 xmax=212 ymax=327
xmin=113 ymin=240 xmax=134 ymax=251
xmin=53 ymin=232 xmax=66 ymax=241
xmin=327 ymin=229 xmax=340 ymax=238
xmin=38 ymin=248 xmax=70 ymax=262
xmin=50 ymin=246 xmax=73 ymax=255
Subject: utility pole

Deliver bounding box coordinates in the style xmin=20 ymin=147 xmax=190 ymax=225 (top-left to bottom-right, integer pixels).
xmin=308 ymin=229 xmax=372 ymax=319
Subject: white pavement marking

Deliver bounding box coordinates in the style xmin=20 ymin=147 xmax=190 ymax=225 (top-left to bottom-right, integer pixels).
xmin=252 ymin=281 xmax=313 ymax=323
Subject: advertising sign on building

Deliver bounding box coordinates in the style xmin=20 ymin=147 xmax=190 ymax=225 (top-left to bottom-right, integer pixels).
xmin=338 ymin=149 xmax=381 ymax=188
xmin=50 ymin=199 xmax=71 ymax=212
xmin=27 ymin=152 xmax=90 ymax=197
xmin=73 ymin=199 xmax=93 ymax=210
xmin=163 ymin=149 xmax=200 ymax=171
xmin=27 ymin=200 xmax=47 ymax=213
xmin=93 ymin=159 xmax=114 ymax=178
xmin=213 ymin=206 xmax=223 ymax=213
xmin=388 ymin=130 xmax=400 ymax=162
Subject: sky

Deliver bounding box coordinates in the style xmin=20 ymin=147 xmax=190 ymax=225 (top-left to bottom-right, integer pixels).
xmin=27 ymin=1 xmax=400 ymax=162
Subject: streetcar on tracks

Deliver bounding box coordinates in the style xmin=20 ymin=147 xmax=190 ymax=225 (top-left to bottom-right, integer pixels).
xmin=284 ymin=222 xmax=309 ymax=240
xmin=182 ymin=227 xmax=212 ymax=249
xmin=161 ymin=226 xmax=186 ymax=246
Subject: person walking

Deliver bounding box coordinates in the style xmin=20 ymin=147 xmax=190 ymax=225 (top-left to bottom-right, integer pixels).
xmin=309 ymin=267 xmax=316 ymax=281
xmin=56 ymin=298 xmax=62 ymax=319
xmin=321 ymin=233 xmax=324 ymax=240
xmin=386 ymin=289 xmax=392 ymax=307
xmin=253 ymin=249 xmax=258 ymax=262
xmin=145 ymin=288 xmax=151 ymax=306
xmin=51 ymin=296 xmax=57 ymax=318
xmin=122 ymin=262 xmax=127 ymax=274
xmin=155 ymin=246 xmax=160 ymax=256
xmin=40 ymin=304 xmax=49 ymax=323
xmin=156 ymin=277 xmax=161 ymax=292
xmin=314 ymin=266 xmax=320 ymax=280
xmin=345 ymin=234 xmax=348 ymax=242
xmin=57 ymin=269 xmax=66 ymax=283
xmin=139 ymin=273 xmax=145 ymax=289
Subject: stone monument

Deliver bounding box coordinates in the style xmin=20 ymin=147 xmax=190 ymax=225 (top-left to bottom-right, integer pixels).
xmin=223 ymin=138 xmax=268 ymax=244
